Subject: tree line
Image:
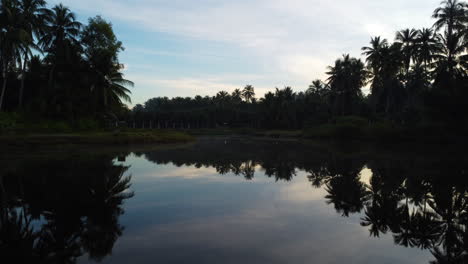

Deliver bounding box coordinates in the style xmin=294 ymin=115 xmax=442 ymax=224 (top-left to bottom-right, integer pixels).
xmin=0 ymin=0 xmax=133 ymax=121
xmin=133 ymin=0 xmax=468 ymax=130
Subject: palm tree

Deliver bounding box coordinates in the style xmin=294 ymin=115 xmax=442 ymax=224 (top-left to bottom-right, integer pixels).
xmin=307 ymin=79 xmax=329 ymax=98
xmin=98 ymin=69 xmax=133 ymax=108
xmin=39 ymin=3 xmax=81 ymax=91
xmin=433 ymin=0 xmax=467 ymax=38
xmin=415 ymin=28 xmax=443 ymax=73
xmin=362 ymin=36 xmax=388 ymax=76
xmin=432 ymin=32 xmax=466 ymax=89
xmin=432 ymin=0 xmax=467 ymax=75
xmin=326 ymin=54 xmax=367 ymax=115
xmin=395 ymin=28 xmax=418 ymax=75
xmin=242 ymin=85 xmax=255 ymax=103
xmin=16 ymin=0 xmax=49 ymax=108
xmin=231 ymin=88 xmax=242 ymax=104
xmin=39 ymin=4 xmax=81 ymax=54
xmin=363 ymin=38 xmax=405 ymax=115
xmin=215 ymin=90 xmax=230 ymax=108
xmin=0 ymin=0 xmax=26 ymax=111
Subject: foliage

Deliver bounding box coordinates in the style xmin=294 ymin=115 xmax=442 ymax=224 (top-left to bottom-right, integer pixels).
xmin=0 ymin=0 xmax=132 ymax=121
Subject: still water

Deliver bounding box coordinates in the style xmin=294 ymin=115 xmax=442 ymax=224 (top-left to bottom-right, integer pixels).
xmin=1 ymin=138 xmax=467 ymax=264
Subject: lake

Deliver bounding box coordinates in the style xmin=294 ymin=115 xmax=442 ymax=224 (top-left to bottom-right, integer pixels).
xmin=1 ymin=138 xmax=467 ymax=264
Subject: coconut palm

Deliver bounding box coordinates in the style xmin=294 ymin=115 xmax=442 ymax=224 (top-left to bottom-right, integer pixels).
xmin=39 ymin=4 xmax=80 ymax=51
xmin=433 ymin=0 xmax=467 ymax=38
xmin=0 ymin=0 xmax=26 ymax=111
xmin=326 ymin=54 xmax=367 ymax=115
xmin=415 ymin=28 xmax=443 ymax=73
xmin=395 ymin=28 xmax=419 ymax=75
xmin=231 ymin=88 xmax=242 ymax=103
xmin=16 ymin=0 xmax=49 ymax=108
xmin=432 ymin=0 xmax=468 ymax=75
xmin=39 ymin=4 xmax=81 ymax=67
xmin=307 ymin=79 xmax=329 ymax=98
xmin=362 ymin=36 xmax=389 ymax=77
xmin=242 ymin=85 xmax=255 ymax=103
xmin=432 ymin=32 xmax=467 ymax=87
xmin=98 ymin=69 xmax=133 ymax=108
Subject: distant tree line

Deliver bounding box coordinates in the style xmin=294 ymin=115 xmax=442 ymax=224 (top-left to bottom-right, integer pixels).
xmin=0 ymin=0 xmax=133 ymax=121
xmin=133 ymin=0 xmax=468 ymax=130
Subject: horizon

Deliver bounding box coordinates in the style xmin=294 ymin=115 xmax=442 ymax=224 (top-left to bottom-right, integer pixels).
xmin=49 ymin=0 xmax=441 ymax=106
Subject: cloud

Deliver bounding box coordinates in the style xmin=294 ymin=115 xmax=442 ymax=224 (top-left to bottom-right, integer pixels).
xmin=127 ymin=73 xmax=272 ymax=101
xmin=49 ymin=0 xmax=442 ymax=104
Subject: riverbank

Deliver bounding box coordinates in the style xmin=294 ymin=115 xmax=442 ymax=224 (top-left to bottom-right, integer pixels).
xmin=185 ymin=121 xmax=467 ymax=144
xmin=0 ymin=130 xmax=195 ymax=147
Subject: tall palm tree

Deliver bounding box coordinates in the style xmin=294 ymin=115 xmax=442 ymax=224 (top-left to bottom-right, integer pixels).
xmin=326 ymin=54 xmax=367 ymax=115
xmin=362 ymin=36 xmax=389 ymax=76
xmin=39 ymin=3 xmax=81 ymax=93
xmin=415 ymin=28 xmax=443 ymax=73
xmin=432 ymin=0 xmax=467 ymax=75
xmin=395 ymin=28 xmax=418 ymax=75
xmin=39 ymin=4 xmax=81 ymax=54
xmin=433 ymin=0 xmax=467 ymax=38
xmin=231 ymin=88 xmax=242 ymax=103
xmin=16 ymin=0 xmax=49 ymax=108
xmin=0 ymin=0 xmax=26 ymax=111
xmin=242 ymin=85 xmax=255 ymax=103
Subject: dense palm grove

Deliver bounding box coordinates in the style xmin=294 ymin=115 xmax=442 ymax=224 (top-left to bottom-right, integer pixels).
xmin=134 ymin=0 xmax=468 ymax=131
xmin=0 ymin=0 xmax=132 ymax=121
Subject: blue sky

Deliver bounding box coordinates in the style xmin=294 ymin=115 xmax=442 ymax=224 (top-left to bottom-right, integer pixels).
xmin=49 ymin=0 xmax=440 ymax=105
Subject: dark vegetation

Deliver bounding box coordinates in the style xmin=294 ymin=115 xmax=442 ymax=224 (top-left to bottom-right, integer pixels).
xmin=0 ymin=0 xmax=132 ymax=132
xmin=1 ymin=0 xmax=467 ymax=143
xmin=132 ymin=0 xmax=468 ymax=141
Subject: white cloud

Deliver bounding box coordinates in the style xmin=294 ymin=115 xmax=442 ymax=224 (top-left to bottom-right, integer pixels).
xmin=50 ymin=0 xmax=442 ymax=103
xmin=128 ymin=73 xmax=272 ymax=101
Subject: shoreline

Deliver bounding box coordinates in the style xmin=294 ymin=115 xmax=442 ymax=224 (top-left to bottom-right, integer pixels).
xmin=0 ymin=130 xmax=195 ymax=147
xmin=1 ymin=129 xmax=466 ymax=150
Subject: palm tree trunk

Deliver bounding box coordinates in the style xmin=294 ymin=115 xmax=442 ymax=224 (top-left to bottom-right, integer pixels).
xmin=19 ymin=77 xmax=25 ymax=108
xmin=0 ymin=69 xmax=7 ymax=111
xmin=18 ymin=57 xmax=27 ymax=109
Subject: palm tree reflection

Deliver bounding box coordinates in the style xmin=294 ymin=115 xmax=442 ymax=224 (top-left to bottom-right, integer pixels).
xmin=0 ymin=155 xmax=134 ymax=263
xmin=140 ymin=139 xmax=468 ymax=264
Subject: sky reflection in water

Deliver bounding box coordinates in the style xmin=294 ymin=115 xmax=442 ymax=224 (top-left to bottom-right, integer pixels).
xmin=3 ymin=139 xmax=467 ymax=264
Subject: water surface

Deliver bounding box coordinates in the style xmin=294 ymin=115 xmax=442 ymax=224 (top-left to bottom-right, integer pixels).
xmin=1 ymin=138 xmax=467 ymax=263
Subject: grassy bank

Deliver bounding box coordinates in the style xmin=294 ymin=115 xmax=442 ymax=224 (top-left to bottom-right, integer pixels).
xmin=0 ymin=113 xmax=194 ymax=146
xmin=1 ymin=112 xmax=466 ymax=145
xmin=1 ymin=130 xmax=194 ymax=146
xmin=303 ymin=116 xmax=467 ymax=144
xmin=186 ymin=128 xmax=303 ymax=138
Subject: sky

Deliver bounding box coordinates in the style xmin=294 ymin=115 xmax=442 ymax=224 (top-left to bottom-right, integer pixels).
xmin=49 ymin=0 xmax=441 ymax=105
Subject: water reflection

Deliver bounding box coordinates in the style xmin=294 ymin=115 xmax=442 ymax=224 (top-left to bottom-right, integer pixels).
xmin=138 ymin=139 xmax=468 ymax=264
xmin=0 ymin=154 xmax=134 ymax=263
xmin=1 ymin=139 xmax=468 ymax=263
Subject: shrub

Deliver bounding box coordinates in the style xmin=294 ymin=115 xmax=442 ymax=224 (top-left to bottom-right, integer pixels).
xmin=335 ymin=116 xmax=368 ymax=127
xmin=76 ymin=118 xmax=100 ymax=131
xmin=0 ymin=112 xmax=22 ymax=131
xmin=43 ymin=121 xmax=73 ymax=133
